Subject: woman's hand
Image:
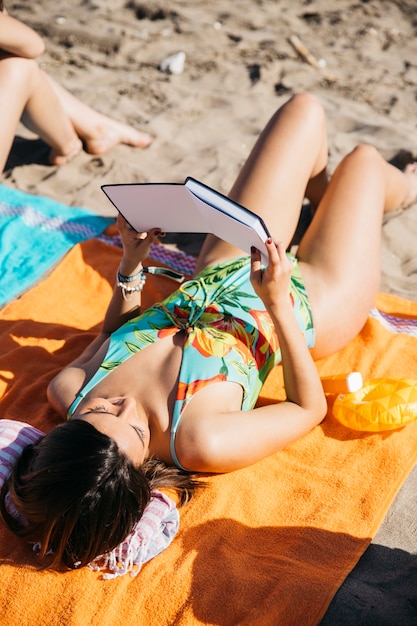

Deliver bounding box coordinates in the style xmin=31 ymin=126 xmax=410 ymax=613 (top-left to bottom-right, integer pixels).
xmin=250 ymin=239 xmax=292 ymax=312
xmin=117 ymin=214 xmax=163 ymax=275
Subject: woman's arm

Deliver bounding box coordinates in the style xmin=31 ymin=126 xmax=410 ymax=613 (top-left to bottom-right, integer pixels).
xmin=176 ymin=240 xmax=327 ymax=473
xmin=0 ymin=12 xmax=45 ymax=58
xmin=252 ymin=240 xmax=326 ymax=417
xmin=101 ymin=216 xmax=162 ymax=334
xmin=58 ymin=215 xmax=162 ymax=362
xmin=47 ymin=217 xmax=163 ymax=414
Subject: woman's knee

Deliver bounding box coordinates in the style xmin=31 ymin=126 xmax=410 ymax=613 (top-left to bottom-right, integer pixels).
xmin=285 ymin=92 xmax=326 ymax=126
xmin=344 ymin=144 xmax=382 ymax=168
xmin=336 ymin=144 xmax=386 ymax=192
xmin=0 ymin=56 xmax=40 ymax=89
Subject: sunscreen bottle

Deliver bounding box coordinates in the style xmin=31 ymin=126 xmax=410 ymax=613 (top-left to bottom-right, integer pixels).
xmin=321 ymin=372 xmax=363 ymax=394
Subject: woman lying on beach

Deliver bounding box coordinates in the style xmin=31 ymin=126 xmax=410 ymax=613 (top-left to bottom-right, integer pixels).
xmin=0 ymin=1 xmax=152 ymax=170
xmin=2 ymin=92 xmax=417 ymax=570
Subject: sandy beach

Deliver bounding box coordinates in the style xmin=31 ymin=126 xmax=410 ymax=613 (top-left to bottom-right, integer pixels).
xmin=2 ymin=0 xmax=417 ymax=298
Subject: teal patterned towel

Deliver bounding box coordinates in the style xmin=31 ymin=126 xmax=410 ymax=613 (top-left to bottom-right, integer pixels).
xmin=0 ymin=185 xmax=114 ymax=307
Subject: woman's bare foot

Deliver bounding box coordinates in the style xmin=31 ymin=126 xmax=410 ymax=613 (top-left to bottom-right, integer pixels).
xmin=48 ymin=138 xmax=83 ymax=166
xmin=400 ymin=162 xmax=417 ymax=210
xmin=82 ymin=117 xmax=153 ymax=156
xmin=47 ymin=117 xmax=152 ymax=165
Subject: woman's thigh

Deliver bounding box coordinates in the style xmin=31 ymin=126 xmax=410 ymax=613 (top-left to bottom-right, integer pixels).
xmin=195 ymin=93 xmax=328 ymax=273
xmin=297 ymin=145 xmax=386 ymax=359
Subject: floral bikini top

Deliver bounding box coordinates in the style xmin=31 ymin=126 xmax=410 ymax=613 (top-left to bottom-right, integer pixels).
xmin=68 ymin=256 xmax=315 ymax=470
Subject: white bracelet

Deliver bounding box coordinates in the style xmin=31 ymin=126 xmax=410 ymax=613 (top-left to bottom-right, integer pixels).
xmin=117 ymin=273 xmax=146 ymax=300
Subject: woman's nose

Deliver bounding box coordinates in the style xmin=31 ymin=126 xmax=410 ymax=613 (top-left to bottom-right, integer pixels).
xmin=111 ymin=397 xmax=137 ymax=419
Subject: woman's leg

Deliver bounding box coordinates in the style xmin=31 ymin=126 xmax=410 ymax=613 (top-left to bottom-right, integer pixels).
xmin=0 ymin=56 xmax=153 ymax=171
xmin=0 ymin=56 xmax=82 ymax=170
xmin=297 ymin=145 xmax=417 ymax=359
xmin=195 ymin=92 xmax=329 ymax=272
xmin=43 ymin=74 xmax=153 ymax=157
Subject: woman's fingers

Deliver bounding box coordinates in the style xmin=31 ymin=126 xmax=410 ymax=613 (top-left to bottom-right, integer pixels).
xmin=275 ymin=240 xmax=286 ymax=260
xmin=250 ymin=245 xmax=263 ymax=285
xmin=250 ymin=239 xmax=293 ymax=310
xmin=262 ymin=238 xmax=288 ymax=275
xmin=269 ymin=240 xmax=292 ymax=275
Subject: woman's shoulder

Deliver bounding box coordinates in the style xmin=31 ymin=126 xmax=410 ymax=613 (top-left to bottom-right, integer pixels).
xmin=47 ymin=366 xmax=87 ymax=418
xmin=47 ymin=334 xmax=110 ymax=417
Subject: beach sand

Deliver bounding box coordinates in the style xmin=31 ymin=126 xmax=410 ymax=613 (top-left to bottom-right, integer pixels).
xmin=2 ymin=0 xmax=417 ymax=621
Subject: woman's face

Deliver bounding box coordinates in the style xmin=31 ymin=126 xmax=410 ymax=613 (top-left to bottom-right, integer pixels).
xmin=72 ymin=397 xmax=150 ymax=466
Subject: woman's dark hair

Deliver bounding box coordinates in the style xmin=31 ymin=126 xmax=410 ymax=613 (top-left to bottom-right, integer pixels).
xmin=0 ymin=420 xmax=199 ymax=569
xmin=0 ymin=2 xmax=4 ymax=12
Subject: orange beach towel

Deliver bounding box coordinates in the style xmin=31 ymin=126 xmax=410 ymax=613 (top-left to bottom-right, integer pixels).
xmin=0 ymin=238 xmax=417 ymax=626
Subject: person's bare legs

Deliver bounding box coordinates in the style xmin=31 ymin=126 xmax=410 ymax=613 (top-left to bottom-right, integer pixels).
xmin=44 ymin=74 xmax=153 ymax=158
xmin=0 ymin=56 xmax=82 ymax=170
xmin=193 ymin=91 xmax=417 ymax=361
xmin=194 ymin=92 xmax=328 ymax=273
xmin=297 ymin=145 xmax=417 ymax=359
xmin=0 ymin=56 xmax=152 ymax=171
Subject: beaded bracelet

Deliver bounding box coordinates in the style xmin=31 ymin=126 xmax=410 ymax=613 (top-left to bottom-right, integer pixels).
xmin=116 ymin=263 xmax=185 ymax=301
xmin=117 ymin=277 xmax=146 ymax=300
xmin=116 ymin=267 xmax=146 ymax=301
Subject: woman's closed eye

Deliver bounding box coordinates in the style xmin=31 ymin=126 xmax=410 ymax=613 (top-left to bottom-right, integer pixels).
xmin=87 ymin=405 xmax=110 ymax=414
xmin=131 ymin=425 xmax=146 ymax=445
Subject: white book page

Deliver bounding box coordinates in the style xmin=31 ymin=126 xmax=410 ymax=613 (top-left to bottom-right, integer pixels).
xmin=102 ymin=181 xmax=269 ymax=264
xmin=101 ymin=183 xmax=208 ymax=233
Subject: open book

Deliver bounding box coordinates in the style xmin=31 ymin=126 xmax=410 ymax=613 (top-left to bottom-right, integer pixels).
xmin=101 ymin=177 xmax=271 ymax=265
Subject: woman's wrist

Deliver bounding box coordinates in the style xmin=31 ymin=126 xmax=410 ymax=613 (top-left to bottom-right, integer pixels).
xmin=116 ymin=263 xmax=146 ymax=301
xmin=117 ymin=258 xmax=144 ymax=278
xmin=117 ymin=264 xmax=144 ymax=284
xmin=265 ymin=295 xmax=293 ymax=321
